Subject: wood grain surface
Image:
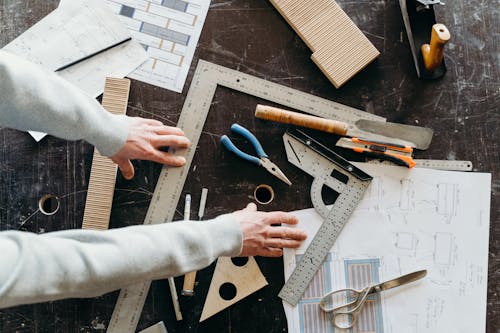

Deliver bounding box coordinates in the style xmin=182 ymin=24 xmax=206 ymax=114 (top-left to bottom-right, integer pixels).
xmin=0 ymin=0 xmax=498 ymax=332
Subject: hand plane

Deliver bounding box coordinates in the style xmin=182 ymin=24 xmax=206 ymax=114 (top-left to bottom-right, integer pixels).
xmin=400 ymin=0 xmax=450 ymax=79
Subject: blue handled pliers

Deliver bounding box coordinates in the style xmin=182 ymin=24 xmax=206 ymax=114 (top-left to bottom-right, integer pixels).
xmin=221 ymin=124 xmax=292 ymax=186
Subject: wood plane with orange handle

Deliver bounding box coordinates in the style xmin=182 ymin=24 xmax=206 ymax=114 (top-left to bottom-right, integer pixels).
xmin=399 ymin=0 xmax=450 ymax=79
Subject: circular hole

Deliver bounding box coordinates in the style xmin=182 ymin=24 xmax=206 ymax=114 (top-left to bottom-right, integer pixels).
xmin=439 ymin=29 xmax=445 ymax=32
xmin=231 ymin=257 xmax=249 ymax=267
xmin=38 ymin=194 xmax=60 ymax=216
xmin=236 ymin=79 xmax=240 ymax=82
xmin=219 ymin=282 xmax=237 ymax=301
xmin=254 ymin=184 xmax=274 ymax=205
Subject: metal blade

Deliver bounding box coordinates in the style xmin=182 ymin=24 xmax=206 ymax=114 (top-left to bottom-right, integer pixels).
xmin=349 ymin=120 xmax=433 ymax=150
xmin=372 ymin=270 xmax=427 ymax=293
xmin=261 ymin=158 xmax=292 ymax=186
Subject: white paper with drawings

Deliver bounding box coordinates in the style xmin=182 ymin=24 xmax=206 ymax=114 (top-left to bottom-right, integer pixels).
xmin=105 ymin=0 xmax=210 ymax=93
xmin=283 ymin=164 xmax=491 ymax=333
xmin=2 ymin=0 xmax=148 ymax=141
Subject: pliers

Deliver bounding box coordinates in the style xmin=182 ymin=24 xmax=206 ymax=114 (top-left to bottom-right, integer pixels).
xmin=221 ymin=124 xmax=292 ymax=186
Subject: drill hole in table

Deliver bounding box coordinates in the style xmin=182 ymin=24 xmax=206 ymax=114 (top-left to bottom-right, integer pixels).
xmin=38 ymin=194 xmax=60 ymax=216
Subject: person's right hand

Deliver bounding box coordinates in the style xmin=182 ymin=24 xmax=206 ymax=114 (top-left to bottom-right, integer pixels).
xmin=232 ymin=203 xmax=307 ymax=257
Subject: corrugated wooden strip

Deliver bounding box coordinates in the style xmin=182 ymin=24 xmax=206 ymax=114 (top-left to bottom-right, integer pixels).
xmin=269 ymin=0 xmax=380 ymax=88
xmin=82 ymin=78 xmax=131 ymax=230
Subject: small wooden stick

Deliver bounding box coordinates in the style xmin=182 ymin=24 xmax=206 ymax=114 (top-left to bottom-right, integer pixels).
xmin=421 ymin=24 xmax=450 ymax=72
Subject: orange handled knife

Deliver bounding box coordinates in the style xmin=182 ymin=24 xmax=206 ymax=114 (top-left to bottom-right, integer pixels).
xmin=336 ymin=137 xmax=417 ymax=168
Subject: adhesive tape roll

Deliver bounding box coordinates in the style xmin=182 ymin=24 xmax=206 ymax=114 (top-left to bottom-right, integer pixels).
xmin=254 ymin=184 xmax=274 ymax=205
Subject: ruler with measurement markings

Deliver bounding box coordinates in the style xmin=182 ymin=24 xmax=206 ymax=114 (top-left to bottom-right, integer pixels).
xmin=279 ymin=129 xmax=372 ymax=306
xmin=107 ymin=60 xmax=383 ymax=332
xmin=366 ymin=159 xmax=473 ymax=171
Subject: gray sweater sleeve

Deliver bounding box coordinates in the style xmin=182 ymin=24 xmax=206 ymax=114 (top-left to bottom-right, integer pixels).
xmin=0 ymin=215 xmax=243 ymax=309
xmin=0 ymin=50 xmax=244 ymax=309
xmin=0 ymin=50 xmax=129 ymax=156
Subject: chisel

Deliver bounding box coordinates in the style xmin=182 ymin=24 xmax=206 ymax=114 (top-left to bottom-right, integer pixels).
xmin=255 ymin=105 xmax=433 ymax=150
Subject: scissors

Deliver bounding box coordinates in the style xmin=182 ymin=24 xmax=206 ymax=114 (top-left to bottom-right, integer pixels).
xmin=319 ymin=269 xmax=427 ymax=329
xmin=221 ymin=124 xmax=292 ymax=186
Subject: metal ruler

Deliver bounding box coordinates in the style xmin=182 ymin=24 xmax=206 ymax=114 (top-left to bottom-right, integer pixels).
xmin=366 ymin=159 xmax=473 ymax=171
xmin=279 ymin=129 xmax=373 ymax=306
xmin=107 ymin=60 xmax=383 ymax=332
xmin=414 ymin=159 xmax=472 ymax=171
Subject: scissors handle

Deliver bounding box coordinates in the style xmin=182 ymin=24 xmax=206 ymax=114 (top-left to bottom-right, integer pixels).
xmin=321 ymin=287 xmax=371 ymax=329
xmin=221 ymin=135 xmax=261 ymax=165
xmin=231 ymin=124 xmax=268 ymax=158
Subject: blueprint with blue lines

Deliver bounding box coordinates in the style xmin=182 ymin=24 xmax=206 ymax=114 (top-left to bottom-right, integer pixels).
xmin=283 ymin=164 xmax=491 ymax=333
xmin=106 ymin=0 xmax=210 ymax=92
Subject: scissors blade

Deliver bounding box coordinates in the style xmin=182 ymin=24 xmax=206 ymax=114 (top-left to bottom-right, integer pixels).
xmin=370 ymin=270 xmax=427 ymax=294
xmin=261 ymin=158 xmax=292 ymax=186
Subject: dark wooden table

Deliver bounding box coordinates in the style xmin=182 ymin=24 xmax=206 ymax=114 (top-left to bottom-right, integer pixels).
xmin=1 ymin=0 xmax=498 ymax=332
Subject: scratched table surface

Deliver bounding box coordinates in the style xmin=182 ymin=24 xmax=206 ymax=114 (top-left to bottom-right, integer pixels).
xmin=0 ymin=0 xmax=498 ymax=332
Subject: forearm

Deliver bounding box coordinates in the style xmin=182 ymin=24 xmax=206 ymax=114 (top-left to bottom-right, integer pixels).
xmin=0 ymin=50 xmax=129 ymax=156
xmin=0 ymin=215 xmax=242 ymax=309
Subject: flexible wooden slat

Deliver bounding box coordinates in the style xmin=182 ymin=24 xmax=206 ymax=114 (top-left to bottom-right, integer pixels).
xmin=82 ymin=77 xmax=130 ymax=230
xmin=269 ymin=0 xmax=380 ymax=88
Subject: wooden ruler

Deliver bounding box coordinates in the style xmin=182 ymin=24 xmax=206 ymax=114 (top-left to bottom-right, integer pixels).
xmin=107 ymin=60 xmax=383 ymax=333
xmin=269 ymin=0 xmax=380 ymax=88
xmin=82 ymin=77 xmax=130 ymax=230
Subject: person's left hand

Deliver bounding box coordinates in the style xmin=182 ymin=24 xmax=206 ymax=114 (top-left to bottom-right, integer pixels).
xmin=111 ymin=117 xmax=190 ymax=180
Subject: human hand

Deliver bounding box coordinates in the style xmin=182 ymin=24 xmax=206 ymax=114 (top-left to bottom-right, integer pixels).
xmin=233 ymin=203 xmax=307 ymax=257
xmin=111 ymin=117 xmax=190 ymax=180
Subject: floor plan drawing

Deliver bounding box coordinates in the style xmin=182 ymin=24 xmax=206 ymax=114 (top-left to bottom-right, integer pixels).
xmin=106 ymin=0 xmax=211 ymax=92
xmin=283 ymin=164 xmax=491 ymax=333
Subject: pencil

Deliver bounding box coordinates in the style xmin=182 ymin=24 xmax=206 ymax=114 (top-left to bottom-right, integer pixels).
xmin=54 ymin=37 xmax=132 ymax=72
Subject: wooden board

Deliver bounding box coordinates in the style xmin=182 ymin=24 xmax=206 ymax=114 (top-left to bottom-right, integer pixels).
xmin=199 ymin=257 xmax=268 ymax=322
xmin=269 ymin=0 xmax=380 ymax=88
xmin=81 ymin=77 xmax=130 ymax=230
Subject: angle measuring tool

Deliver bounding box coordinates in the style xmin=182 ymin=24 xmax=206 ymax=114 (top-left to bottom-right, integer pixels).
xmin=107 ymin=60 xmax=384 ymax=333
xmin=279 ymin=129 xmax=373 ymax=306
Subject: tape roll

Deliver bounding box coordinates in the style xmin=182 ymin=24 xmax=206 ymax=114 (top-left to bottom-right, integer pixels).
xmin=254 ymin=184 xmax=274 ymax=205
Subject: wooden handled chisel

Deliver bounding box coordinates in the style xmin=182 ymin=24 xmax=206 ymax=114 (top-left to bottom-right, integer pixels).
xmin=255 ymin=105 xmax=433 ymax=150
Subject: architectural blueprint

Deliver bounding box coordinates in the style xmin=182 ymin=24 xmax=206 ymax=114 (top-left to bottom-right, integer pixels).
xmin=2 ymin=0 xmax=148 ymax=141
xmin=106 ymin=0 xmax=211 ymax=92
xmin=283 ymin=164 xmax=491 ymax=333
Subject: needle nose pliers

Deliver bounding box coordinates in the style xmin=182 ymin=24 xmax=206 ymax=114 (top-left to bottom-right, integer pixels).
xmin=221 ymin=123 xmax=292 ymax=186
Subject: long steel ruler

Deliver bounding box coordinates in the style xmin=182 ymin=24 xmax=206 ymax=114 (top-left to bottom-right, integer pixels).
xmin=279 ymin=129 xmax=372 ymax=306
xmin=107 ymin=60 xmax=383 ymax=332
xmin=366 ymin=159 xmax=473 ymax=171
